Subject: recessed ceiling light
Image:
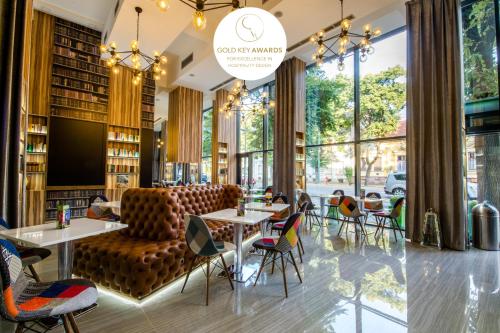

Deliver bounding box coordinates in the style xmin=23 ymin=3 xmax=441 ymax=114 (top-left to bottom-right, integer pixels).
xmin=274 ymin=11 xmax=283 ymax=18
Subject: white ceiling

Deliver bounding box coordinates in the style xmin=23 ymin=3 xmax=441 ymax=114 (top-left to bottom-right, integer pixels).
xmin=33 ymin=0 xmax=407 ymax=130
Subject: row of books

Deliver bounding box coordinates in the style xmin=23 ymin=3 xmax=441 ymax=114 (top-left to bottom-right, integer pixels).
xmin=54 ymin=35 xmax=100 ymax=56
xmin=55 ymin=18 xmax=100 ymax=38
xmin=142 ymin=95 xmax=155 ymax=105
xmin=107 ymin=164 xmax=139 ymax=173
xmin=51 ymin=95 xmax=108 ymax=113
xmin=107 ymin=148 xmax=140 ymax=158
xmin=142 ymin=120 xmax=154 ymax=129
xmin=51 ymin=87 xmax=107 ymax=104
xmin=142 ymin=104 xmax=155 ymax=113
xmin=27 ymin=143 xmax=47 ymax=153
xmin=54 ymin=24 xmax=101 ymax=45
xmin=142 ymin=112 xmax=154 ymax=121
xmin=46 ymin=208 xmax=86 ymax=220
xmin=108 ymin=131 xmax=140 ymax=142
xmin=46 ymin=198 xmax=88 ymax=209
xmin=51 ymin=108 xmax=108 ymax=123
xmin=53 ymin=67 xmax=109 ymax=86
xmin=53 ymin=55 xmax=109 ymax=76
xmin=54 ymin=45 xmax=101 ymax=65
xmin=28 ymin=123 xmax=47 ymax=134
xmin=142 ymin=86 xmax=155 ymax=96
xmin=47 ymin=189 xmax=104 ymax=200
xmin=26 ymin=162 xmax=45 ymax=172
xmin=52 ymin=76 xmax=108 ymax=95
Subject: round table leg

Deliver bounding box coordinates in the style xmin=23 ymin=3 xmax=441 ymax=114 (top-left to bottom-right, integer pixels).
xmin=58 ymin=240 xmax=74 ymax=280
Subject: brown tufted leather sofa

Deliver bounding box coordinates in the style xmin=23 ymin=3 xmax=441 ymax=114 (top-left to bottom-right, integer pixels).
xmin=73 ymin=185 xmax=259 ymax=299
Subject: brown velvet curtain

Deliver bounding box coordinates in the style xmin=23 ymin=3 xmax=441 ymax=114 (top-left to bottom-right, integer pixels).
xmin=274 ymin=58 xmax=306 ymax=211
xmin=167 ymin=86 xmax=203 ymax=163
xmin=406 ymin=0 xmax=466 ymax=250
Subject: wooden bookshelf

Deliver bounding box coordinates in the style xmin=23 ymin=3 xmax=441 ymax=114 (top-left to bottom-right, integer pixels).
xmin=295 ymin=131 xmax=305 ymax=191
xmin=217 ymin=142 xmax=229 ymax=185
xmin=106 ymin=125 xmax=140 ymax=190
xmin=141 ymin=72 xmax=155 ymax=129
xmin=45 ymin=189 xmax=104 ymax=221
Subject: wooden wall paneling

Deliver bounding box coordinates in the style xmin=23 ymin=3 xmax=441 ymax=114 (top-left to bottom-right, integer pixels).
xmin=108 ymin=65 xmax=141 ymax=128
xmin=28 ymin=11 xmax=53 ymax=117
xmin=167 ymin=86 xmax=203 ymax=163
xmin=26 ymin=190 xmax=45 ymax=226
xmin=212 ymin=89 xmax=237 ymax=184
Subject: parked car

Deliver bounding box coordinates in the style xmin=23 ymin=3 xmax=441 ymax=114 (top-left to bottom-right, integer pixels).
xmin=384 ymin=172 xmax=406 ymax=196
xmin=384 ymin=172 xmax=478 ymax=200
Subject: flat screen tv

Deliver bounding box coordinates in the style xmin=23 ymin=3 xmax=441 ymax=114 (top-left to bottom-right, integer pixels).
xmin=47 ymin=117 xmax=106 ymax=187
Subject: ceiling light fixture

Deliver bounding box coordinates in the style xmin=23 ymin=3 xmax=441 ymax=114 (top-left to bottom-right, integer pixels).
xmin=309 ymin=0 xmax=381 ymax=71
xmin=158 ymin=0 xmax=244 ymax=30
xmin=221 ymin=80 xmax=275 ymax=119
xmin=100 ymin=7 xmax=168 ymax=85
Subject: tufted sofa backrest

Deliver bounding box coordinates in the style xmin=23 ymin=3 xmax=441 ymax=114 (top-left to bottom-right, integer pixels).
xmin=120 ymin=185 xmax=242 ymax=241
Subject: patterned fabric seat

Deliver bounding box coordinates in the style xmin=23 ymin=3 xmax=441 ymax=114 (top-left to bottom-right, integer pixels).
xmin=0 ymin=218 xmax=51 ymax=281
xmin=181 ymin=215 xmax=234 ymax=305
xmin=338 ymin=196 xmax=369 ymax=238
xmin=374 ymin=197 xmax=405 ymax=242
xmin=270 ymin=201 xmax=307 ymax=262
xmin=364 ymin=192 xmax=384 ymax=212
xmin=0 ymin=240 xmax=97 ymax=330
xmin=326 ymin=190 xmax=345 ymax=220
xmin=253 ymin=213 xmax=305 ymax=298
xmin=268 ymin=193 xmax=290 ymax=224
xmin=298 ymin=192 xmax=323 ymax=228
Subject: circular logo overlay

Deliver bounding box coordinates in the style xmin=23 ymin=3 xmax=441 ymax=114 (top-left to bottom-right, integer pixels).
xmin=214 ymin=7 xmax=287 ymax=81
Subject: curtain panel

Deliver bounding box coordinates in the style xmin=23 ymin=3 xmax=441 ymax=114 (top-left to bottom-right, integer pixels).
xmin=274 ymin=57 xmax=306 ymax=210
xmin=406 ymin=0 xmax=466 ymax=250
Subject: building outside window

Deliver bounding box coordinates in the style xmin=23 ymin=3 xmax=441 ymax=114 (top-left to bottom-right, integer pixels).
xmin=201 ymin=107 xmax=213 ymax=183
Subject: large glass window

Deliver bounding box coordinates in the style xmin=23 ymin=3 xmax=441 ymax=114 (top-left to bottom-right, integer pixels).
xmin=462 ymin=0 xmax=500 ymax=132
xmin=201 ymin=108 xmax=213 ymax=183
xmin=305 ymin=29 xmax=407 ymax=205
xmin=237 ymin=82 xmax=274 ymax=190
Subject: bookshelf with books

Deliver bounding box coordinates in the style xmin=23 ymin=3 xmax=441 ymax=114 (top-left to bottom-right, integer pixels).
xmin=51 ymin=17 xmax=109 ymax=124
xmin=141 ymin=72 xmax=155 ymax=129
xmin=217 ymin=142 xmax=229 ymax=185
xmin=295 ymin=131 xmax=306 ymax=191
xmin=45 ymin=189 xmax=104 ymax=221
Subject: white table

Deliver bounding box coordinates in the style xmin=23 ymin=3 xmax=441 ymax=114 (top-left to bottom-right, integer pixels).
xmin=0 ymin=218 xmax=127 ymax=279
xmin=319 ymin=195 xmax=384 ymax=219
xmin=200 ymin=209 xmax=273 ymax=283
xmin=92 ymin=201 xmax=121 ymax=215
xmin=245 ymin=202 xmax=290 ymax=213
xmin=243 ymin=194 xmax=265 ymax=201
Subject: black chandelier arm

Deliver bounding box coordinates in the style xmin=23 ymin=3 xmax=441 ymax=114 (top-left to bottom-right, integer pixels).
xmin=138 ymin=51 xmax=156 ymax=63
xmin=346 ymin=31 xmax=367 ymax=39
xmin=203 ymin=4 xmax=233 ymax=11
xmin=178 ymin=0 xmax=198 ymax=10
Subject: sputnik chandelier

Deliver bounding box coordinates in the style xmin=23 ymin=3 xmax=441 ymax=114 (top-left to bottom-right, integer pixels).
xmin=310 ymin=0 xmax=381 ymax=71
xmin=154 ymin=0 xmax=244 ymax=30
xmin=100 ymin=7 xmax=167 ymax=85
xmin=220 ymin=81 xmax=275 ymax=119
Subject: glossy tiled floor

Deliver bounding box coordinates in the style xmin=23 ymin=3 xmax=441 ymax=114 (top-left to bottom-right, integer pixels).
xmin=2 ymin=221 xmax=500 ymax=333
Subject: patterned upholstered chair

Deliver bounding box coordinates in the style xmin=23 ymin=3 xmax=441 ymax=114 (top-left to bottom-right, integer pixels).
xmin=298 ymin=192 xmax=323 ymax=228
xmin=86 ymin=195 xmax=120 ymax=222
xmin=338 ymin=196 xmax=369 ymax=238
xmin=0 ymin=218 xmax=51 ymax=282
xmin=253 ymin=213 xmax=304 ymax=298
xmin=374 ymin=197 xmax=405 ymax=242
xmin=266 ymin=193 xmax=290 ymax=230
xmin=325 ymin=189 xmax=344 ymax=220
xmin=0 ymin=239 xmax=97 ymax=333
xmin=181 ymin=215 xmax=234 ymax=306
xmin=271 ymin=201 xmax=308 ymax=262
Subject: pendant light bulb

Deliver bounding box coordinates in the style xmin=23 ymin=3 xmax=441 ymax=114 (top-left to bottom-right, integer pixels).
xmin=156 ymin=0 xmax=170 ymax=12
xmin=193 ymin=10 xmax=207 ymax=30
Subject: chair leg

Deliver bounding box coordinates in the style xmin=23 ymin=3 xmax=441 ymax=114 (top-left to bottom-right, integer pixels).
xmin=271 ymin=252 xmax=277 ymax=274
xmin=391 ymin=218 xmax=398 ymax=242
xmin=338 ymin=219 xmax=345 ymax=236
xmin=219 ymin=254 xmax=234 ymax=290
xmin=205 ymin=259 xmax=211 ymax=306
xmin=395 ymin=217 xmax=404 ymax=237
xmin=280 ymin=253 xmax=288 ymax=298
xmin=254 ymin=250 xmax=270 ymax=286
xmin=289 ymin=251 xmax=302 ymax=283
xmin=296 ymin=243 xmax=303 ymax=263
xmin=298 ymin=235 xmax=305 ymax=255
xmin=181 ymin=255 xmax=196 ymax=293
xmin=67 ymin=313 xmax=80 ymax=333
xmin=15 ymin=322 xmax=24 ymax=333
xmin=61 ymin=314 xmax=72 ymax=333
xmin=27 ymin=265 xmax=41 ymax=282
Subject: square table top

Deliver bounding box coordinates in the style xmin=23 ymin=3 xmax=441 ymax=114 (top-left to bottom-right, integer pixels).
xmin=245 ymin=202 xmax=290 ymax=213
xmin=200 ymin=209 xmax=273 ymax=225
xmin=0 ymin=218 xmax=127 ymax=247
xmin=92 ymin=201 xmax=121 ymax=209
